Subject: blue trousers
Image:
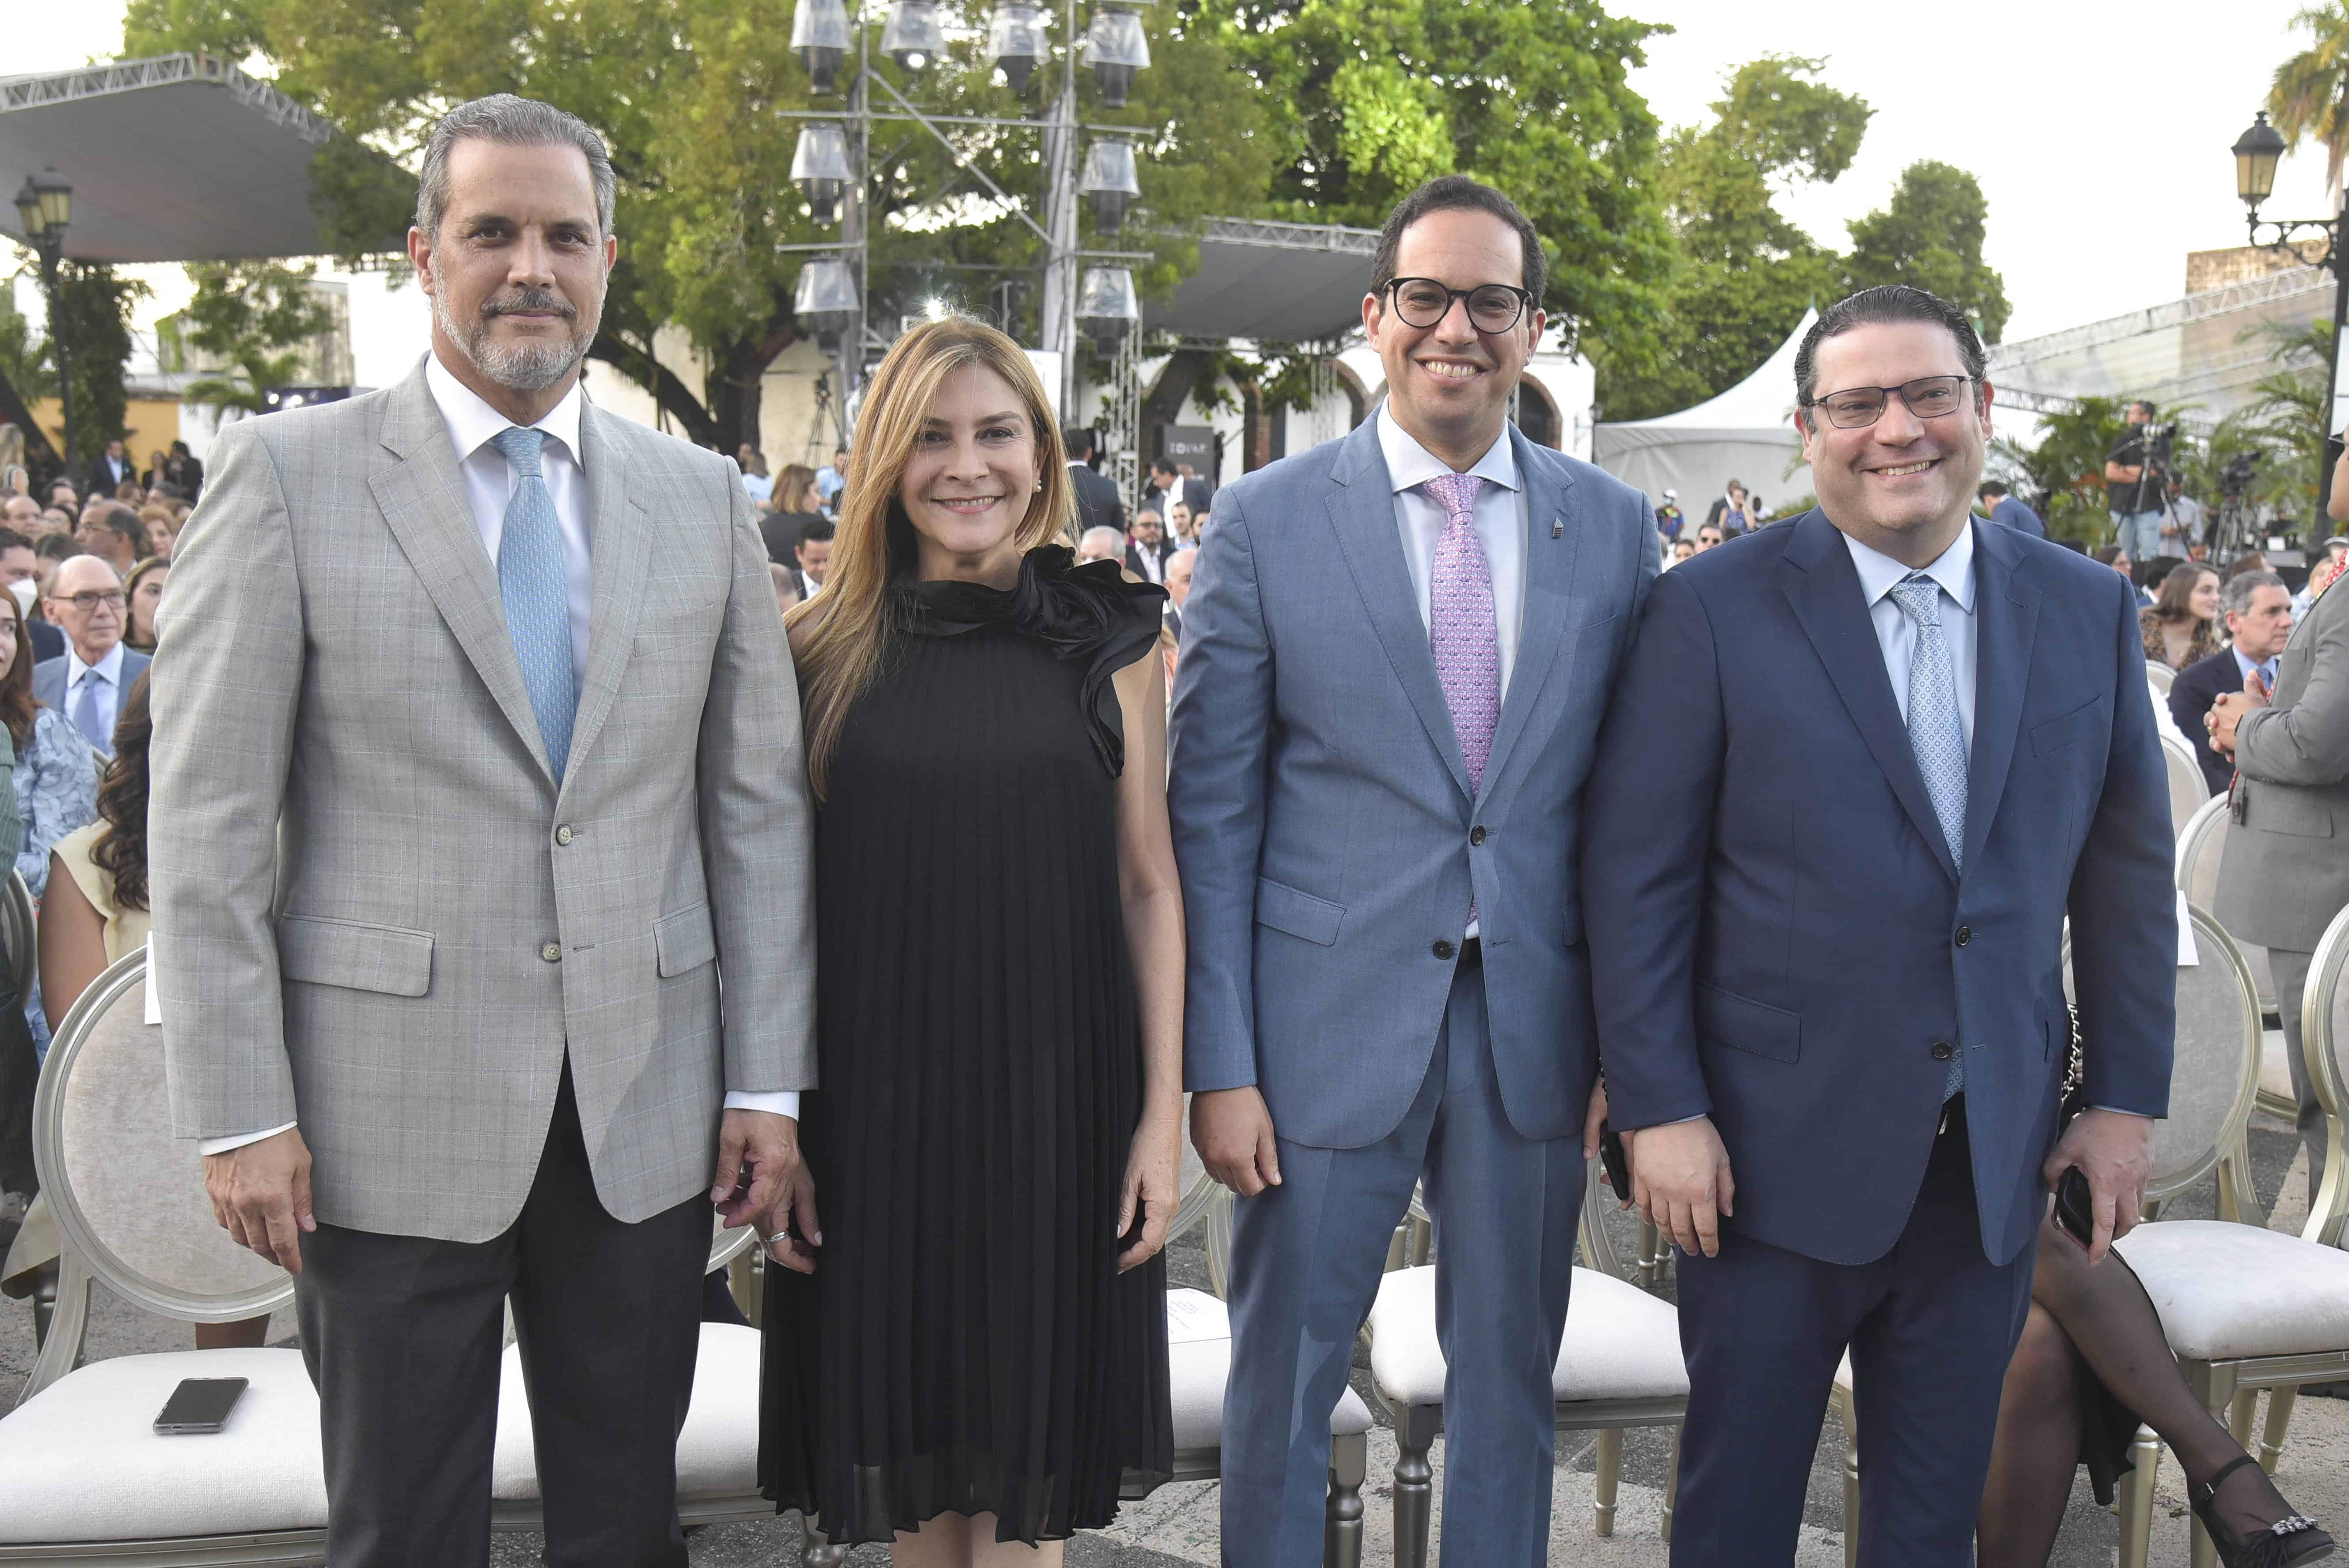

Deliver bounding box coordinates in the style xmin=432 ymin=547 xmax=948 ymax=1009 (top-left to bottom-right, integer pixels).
xmin=2113 ymin=509 xmax=2166 ymax=564
xmin=1218 ymin=960 xmax=1582 ymax=1568
xmin=1669 ymin=1101 xmax=2037 ymax=1567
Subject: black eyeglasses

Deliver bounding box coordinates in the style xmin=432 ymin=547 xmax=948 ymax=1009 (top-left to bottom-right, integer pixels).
xmin=1805 ymin=375 xmax=1977 ymax=430
xmin=1383 ymin=278 xmax=1535 ymax=334
xmin=57 ymin=590 xmax=125 ymax=613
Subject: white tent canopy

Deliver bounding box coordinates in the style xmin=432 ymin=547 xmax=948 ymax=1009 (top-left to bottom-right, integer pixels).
xmin=1594 ymin=308 xmax=1814 ymax=518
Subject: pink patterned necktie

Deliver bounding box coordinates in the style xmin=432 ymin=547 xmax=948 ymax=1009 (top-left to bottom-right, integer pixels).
xmin=1423 ymin=471 xmax=1498 ymax=794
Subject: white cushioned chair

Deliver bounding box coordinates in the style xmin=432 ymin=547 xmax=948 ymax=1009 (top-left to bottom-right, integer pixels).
xmin=2176 ymin=793 xmax=2281 ymax=1028
xmin=1365 ymin=1170 xmax=1688 ymax=1567
xmin=2148 ymin=661 xmax=2177 ymax=697
xmin=2162 ymin=732 xmax=2212 ymax=838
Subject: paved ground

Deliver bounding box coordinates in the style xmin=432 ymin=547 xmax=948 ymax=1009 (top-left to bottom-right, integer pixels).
xmin=8 ymin=1112 xmax=2344 ymax=1566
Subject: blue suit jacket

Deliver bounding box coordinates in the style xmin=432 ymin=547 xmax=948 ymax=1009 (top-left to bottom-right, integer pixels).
xmin=1582 ymin=512 xmax=2174 ymax=1265
xmin=1988 ymin=496 xmax=2045 ymax=539
xmin=32 ymin=648 xmax=149 ymax=743
xmin=1170 ymin=418 xmax=1659 ymax=1147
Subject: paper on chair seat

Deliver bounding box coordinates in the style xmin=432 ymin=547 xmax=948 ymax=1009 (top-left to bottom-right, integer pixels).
xmin=1166 ymin=1287 xmax=1229 ymax=1344
xmin=144 ymin=933 xmax=162 ymax=1023
xmin=2177 ymin=891 xmax=2198 ymax=967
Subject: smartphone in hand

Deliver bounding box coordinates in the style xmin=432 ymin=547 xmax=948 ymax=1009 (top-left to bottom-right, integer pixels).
xmin=2053 ymin=1166 xmax=2095 ymax=1248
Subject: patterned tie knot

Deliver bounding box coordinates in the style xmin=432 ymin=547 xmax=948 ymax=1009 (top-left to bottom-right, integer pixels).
xmin=1421 ymin=471 xmax=1485 ymax=523
xmin=492 ymin=425 xmax=547 ymax=480
xmin=1887 ymin=572 xmax=1943 ymax=630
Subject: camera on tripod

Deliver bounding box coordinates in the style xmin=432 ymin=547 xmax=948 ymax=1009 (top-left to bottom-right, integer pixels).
xmin=2219 ymin=449 xmax=2260 ymax=498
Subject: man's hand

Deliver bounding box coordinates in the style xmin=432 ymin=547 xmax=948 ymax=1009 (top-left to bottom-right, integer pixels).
xmin=1582 ymin=1079 xmax=1609 ymax=1162
xmin=203 ymin=1126 xmax=315 ymax=1275
xmin=1192 ymin=1086 xmax=1281 ymax=1196
xmin=712 ymin=1109 xmax=804 ymax=1239
xmin=2042 ymin=1109 xmax=2155 ymax=1264
xmin=1626 ymin=1116 xmax=1735 ymax=1258
xmin=2207 ymin=668 xmax=2271 ymax=757
xmin=758 ymin=1160 xmax=822 ymax=1276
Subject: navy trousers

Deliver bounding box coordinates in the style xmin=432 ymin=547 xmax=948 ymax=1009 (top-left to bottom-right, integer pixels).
xmin=1670 ymin=1101 xmax=2037 ymax=1567
xmin=1219 ymin=957 xmax=1582 ymax=1568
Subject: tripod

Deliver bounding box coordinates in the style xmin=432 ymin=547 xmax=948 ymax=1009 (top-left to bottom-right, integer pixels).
xmin=801 ymin=370 xmax=852 ymax=469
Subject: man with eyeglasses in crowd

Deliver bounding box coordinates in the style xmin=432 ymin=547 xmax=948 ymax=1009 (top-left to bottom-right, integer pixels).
xmin=34 ymin=554 xmax=146 ymax=757
xmin=1174 ymin=173 xmax=1657 ymax=1566
xmin=1584 ymin=284 xmax=2173 ymax=1565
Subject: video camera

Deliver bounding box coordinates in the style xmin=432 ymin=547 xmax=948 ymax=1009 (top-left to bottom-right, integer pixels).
xmin=2219 ymin=449 xmax=2260 ymax=498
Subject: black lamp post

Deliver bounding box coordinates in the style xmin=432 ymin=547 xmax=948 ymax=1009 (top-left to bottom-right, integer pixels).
xmin=12 ymin=166 xmax=74 ymax=480
xmin=2233 ymin=110 xmax=2349 ymax=523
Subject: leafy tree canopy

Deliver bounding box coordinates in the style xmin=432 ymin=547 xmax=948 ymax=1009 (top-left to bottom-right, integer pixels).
xmin=171 ymin=262 xmax=337 ymax=416
xmin=125 ymin=0 xmax=1276 ymax=449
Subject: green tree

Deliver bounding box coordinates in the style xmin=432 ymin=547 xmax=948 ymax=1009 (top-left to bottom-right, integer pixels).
xmin=1198 ymin=0 xmax=1677 ymax=360
xmin=1844 ymin=160 xmax=2010 ymax=342
xmin=37 ymin=262 xmax=150 ymax=474
xmin=1591 ymin=57 xmax=1870 ymax=421
xmin=1987 ymin=395 xmax=2129 ymax=544
xmin=0 ymin=285 xmax=57 ymax=407
xmin=2272 ymin=3 xmax=2349 ymax=196
xmin=171 ymin=262 xmax=337 ymax=416
xmin=125 ymin=0 xmax=1276 ymax=451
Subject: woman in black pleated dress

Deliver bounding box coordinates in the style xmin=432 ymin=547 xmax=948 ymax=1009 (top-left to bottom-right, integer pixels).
xmin=760 ymin=315 xmax=1180 ymax=1564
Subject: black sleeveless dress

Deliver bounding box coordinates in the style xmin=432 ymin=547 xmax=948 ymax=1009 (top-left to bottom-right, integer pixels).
xmin=760 ymin=546 xmax=1173 ymax=1545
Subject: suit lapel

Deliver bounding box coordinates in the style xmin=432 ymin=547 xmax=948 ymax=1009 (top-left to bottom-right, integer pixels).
xmin=368 ymin=362 xmax=554 ymax=783
xmin=1780 ymin=510 xmax=1958 ymax=884
xmin=1958 ymin=522 xmax=2039 ymax=879
xmin=1482 ymin=428 xmax=1580 ymax=792
xmin=1325 ymin=420 xmax=1473 ymax=803
xmin=560 ymin=406 xmax=652 ymax=793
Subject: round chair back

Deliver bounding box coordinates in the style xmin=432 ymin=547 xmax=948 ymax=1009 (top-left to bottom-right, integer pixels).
xmin=2161 ymin=734 xmax=2209 ymax=838
xmin=2175 ymin=795 xmax=2277 ymax=1014
xmin=2065 ymin=905 xmax=2260 ymax=1202
xmin=2147 ymin=662 xmax=2176 ymax=696
xmin=2296 ymin=903 xmax=2349 ymax=1244
xmin=2 ymin=870 xmax=33 ymax=1002
xmin=31 ymin=948 xmax=292 ymax=1323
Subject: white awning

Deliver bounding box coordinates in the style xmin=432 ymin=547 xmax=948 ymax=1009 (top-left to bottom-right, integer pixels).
xmin=1147 ymin=216 xmax=1379 ymax=344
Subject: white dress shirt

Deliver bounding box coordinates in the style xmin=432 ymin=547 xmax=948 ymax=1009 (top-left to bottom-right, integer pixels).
xmin=62 ymin=642 xmax=127 ymax=750
xmin=200 ymin=354 xmax=795 ymax=1156
xmin=1843 ymin=524 xmax=1977 ymax=754
xmin=1378 ymin=405 xmax=1527 ymax=941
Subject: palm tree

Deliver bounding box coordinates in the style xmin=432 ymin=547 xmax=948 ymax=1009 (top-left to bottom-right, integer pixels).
xmin=2273 ymin=3 xmax=2349 ymax=198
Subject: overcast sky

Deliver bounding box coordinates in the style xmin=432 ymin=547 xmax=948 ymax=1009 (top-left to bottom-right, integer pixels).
xmin=9 ymin=0 xmax=2341 ymax=345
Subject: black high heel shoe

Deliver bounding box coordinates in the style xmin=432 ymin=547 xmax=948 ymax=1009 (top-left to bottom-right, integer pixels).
xmin=2191 ymin=1455 xmax=2335 ymax=1568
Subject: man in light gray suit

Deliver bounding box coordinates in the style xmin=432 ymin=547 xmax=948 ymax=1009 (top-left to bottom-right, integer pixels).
xmin=150 ymin=96 xmax=817 ymax=1567
xmin=34 ymin=554 xmax=148 ymax=756
xmin=1170 ymin=176 xmax=1659 ymax=1566
xmin=2212 ymin=547 xmax=2349 ymax=1210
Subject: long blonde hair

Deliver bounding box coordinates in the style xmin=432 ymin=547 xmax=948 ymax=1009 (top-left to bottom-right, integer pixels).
xmin=787 ymin=316 xmax=1075 ymax=797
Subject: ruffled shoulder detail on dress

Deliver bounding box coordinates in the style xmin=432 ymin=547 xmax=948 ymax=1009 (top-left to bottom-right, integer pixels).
xmin=894 ymin=544 xmax=1167 ymax=775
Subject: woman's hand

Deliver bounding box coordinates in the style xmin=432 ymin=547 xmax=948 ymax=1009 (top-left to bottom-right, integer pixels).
xmin=1116 ymin=1110 xmax=1181 ymax=1273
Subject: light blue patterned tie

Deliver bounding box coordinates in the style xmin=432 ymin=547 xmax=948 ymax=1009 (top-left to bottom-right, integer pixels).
xmin=1887 ymin=571 xmax=1966 ymax=1099
xmin=490 ymin=427 xmax=577 ymax=781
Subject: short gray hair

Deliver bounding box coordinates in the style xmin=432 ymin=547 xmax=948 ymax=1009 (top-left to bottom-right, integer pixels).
xmin=416 ymin=94 xmax=616 ymax=240
xmin=2222 ymin=569 xmax=2285 ymax=619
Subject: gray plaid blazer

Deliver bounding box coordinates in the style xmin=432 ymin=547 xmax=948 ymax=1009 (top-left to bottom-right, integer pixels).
xmin=150 ymin=361 xmax=817 ymax=1242
xmin=2219 ymin=569 xmax=2349 ymax=956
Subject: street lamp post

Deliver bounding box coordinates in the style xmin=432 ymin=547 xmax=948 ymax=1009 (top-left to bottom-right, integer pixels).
xmin=12 ymin=166 xmax=75 ymax=481
xmin=2233 ymin=110 xmax=2349 ymax=525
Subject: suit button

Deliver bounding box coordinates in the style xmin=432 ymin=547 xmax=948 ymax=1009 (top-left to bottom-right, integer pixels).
xmin=1470 ymin=826 xmax=1487 ymax=846
xmin=1930 ymin=1040 xmax=1954 ymax=1061
xmin=555 ymin=825 xmax=574 ymax=847
xmin=1433 ymin=940 xmax=1456 ymax=961
xmin=1954 ymin=926 xmax=1971 ymax=947
xmin=541 ymin=942 xmax=563 ymax=963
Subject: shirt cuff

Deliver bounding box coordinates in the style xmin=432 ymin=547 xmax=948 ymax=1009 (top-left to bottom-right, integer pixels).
xmin=199 ymin=1120 xmax=298 ymax=1158
xmin=725 ymin=1090 xmax=801 ymax=1120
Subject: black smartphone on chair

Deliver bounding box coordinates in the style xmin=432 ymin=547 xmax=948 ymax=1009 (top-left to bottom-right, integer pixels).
xmin=2053 ymin=1166 xmax=2096 ymax=1248
xmin=154 ymin=1376 xmax=248 ymax=1435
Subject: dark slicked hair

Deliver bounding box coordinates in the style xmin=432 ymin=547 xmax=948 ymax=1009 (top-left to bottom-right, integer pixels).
xmin=1371 ymin=175 xmax=1547 ymax=308
xmin=1794 ymin=285 xmax=1987 ymax=410
xmin=1977 ymin=480 xmax=2009 ymax=499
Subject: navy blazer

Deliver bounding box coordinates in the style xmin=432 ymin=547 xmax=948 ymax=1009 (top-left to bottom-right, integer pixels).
xmin=1988 ymin=495 xmax=2045 ymax=539
xmin=2168 ymin=649 xmax=2243 ymax=796
xmin=1582 ymin=512 xmax=2174 ymax=1267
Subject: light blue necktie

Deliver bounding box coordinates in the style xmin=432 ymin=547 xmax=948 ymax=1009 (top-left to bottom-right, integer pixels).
xmin=490 ymin=427 xmax=577 ymax=781
xmin=1887 ymin=571 xmax=1967 ymax=1100
xmin=70 ymin=672 xmax=110 ymax=754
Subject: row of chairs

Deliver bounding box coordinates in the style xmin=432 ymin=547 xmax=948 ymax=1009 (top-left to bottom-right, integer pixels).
xmin=0 ymin=946 xmax=1374 ymax=1566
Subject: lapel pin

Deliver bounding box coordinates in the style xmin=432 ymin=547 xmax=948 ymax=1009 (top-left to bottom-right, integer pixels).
xmin=1550 ymin=517 xmax=1563 ymax=538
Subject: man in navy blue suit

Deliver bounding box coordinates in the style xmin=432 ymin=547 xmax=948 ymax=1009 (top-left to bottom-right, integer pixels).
xmin=1975 ymin=478 xmax=2045 ymax=539
xmin=1583 ymin=285 xmax=2175 ymax=1566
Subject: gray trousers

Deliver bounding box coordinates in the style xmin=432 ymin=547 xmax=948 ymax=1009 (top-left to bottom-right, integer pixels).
xmin=2269 ymin=947 xmax=2328 ymax=1200
xmin=1218 ymin=957 xmax=1582 ymax=1568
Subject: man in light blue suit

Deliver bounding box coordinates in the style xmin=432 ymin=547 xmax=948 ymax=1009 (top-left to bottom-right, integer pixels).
xmin=1583 ymin=286 xmax=2174 ymax=1564
xmin=1169 ymin=176 xmax=1659 ymax=1566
